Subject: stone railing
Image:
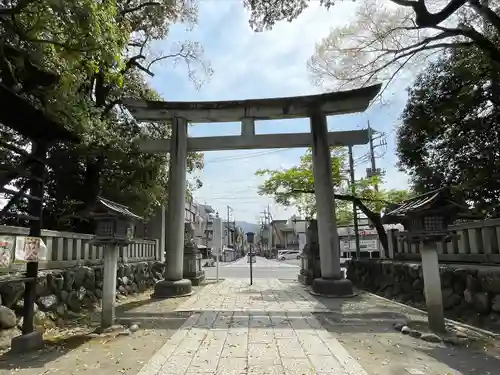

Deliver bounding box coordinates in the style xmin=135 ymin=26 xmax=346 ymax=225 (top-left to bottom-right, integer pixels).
xmin=386 ymin=218 xmax=500 ymax=264
xmin=0 ymin=225 xmax=160 ymax=271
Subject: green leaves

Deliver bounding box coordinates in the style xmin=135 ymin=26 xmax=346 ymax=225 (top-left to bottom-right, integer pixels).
xmin=397 ymin=46 xmax=500 ymax=216
xmin=256 ymin=147 xmax=412 ymax=220
xmin=0 ymin=0 xmax=207 ymax=230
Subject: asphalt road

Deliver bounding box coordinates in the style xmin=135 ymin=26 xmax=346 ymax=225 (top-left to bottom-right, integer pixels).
xmin=203 ymin=256 xmax=300 ymax=280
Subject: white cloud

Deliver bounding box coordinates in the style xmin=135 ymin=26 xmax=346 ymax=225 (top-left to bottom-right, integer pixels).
xmin=148 ymin=1 xmax=411 ymax=222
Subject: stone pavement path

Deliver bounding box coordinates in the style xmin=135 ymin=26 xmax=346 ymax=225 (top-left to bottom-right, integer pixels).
xmin=137 ymin=279 xmax=369 ymax=375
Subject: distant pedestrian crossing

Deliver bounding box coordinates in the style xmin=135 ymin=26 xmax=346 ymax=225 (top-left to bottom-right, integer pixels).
xmin=223 ymin=256 xmax=299 ymax=268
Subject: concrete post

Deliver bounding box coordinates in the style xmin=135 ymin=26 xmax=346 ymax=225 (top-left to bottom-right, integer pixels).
xmin=155 ymin=239 xmax=161 ymax=261
xmin=420 ymin=244 xmax=446 ymax=333
xmin=160 ymin=204 xmax=166 ymax=262
xmin=213 ymin=216 xmax=223 ymax=282
xmin=309 ymin=109 xmax=354 ymax=297
xmin=153 ymin=117 xmax=192 ymax=298
xmin=101 ymin=245 xmax=119 ymax=328
xmin=387 ymin=229 xmax=398 ymax=259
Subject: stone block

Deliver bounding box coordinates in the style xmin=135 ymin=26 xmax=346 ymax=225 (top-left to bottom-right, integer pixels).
xmin=346 ymin=258 xmax=500 ymax=328
xmin=153 ymin=279 xmax=192 ymax=298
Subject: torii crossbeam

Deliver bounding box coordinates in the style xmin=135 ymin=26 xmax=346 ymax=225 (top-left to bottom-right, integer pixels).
xmin=123 ymin=83 xmax=382 ymax=298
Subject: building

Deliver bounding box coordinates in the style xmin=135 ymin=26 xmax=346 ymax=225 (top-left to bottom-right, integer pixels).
xmin=263 ymin=215 xmax=308 ymax=254
xmin=142 ymin=198 xmax=216 ymax=259
xmin=265 ymin=214 xmax=403 ymax=259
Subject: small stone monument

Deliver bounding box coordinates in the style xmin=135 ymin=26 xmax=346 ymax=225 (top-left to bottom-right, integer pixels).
xmin=91 ymin=197 xmax=142 ymax=328
xmin=183 ymin=222 xmax=205 ymax=286
xmin=383 ymin=187 xmax=469 ymax=333
xmin=298 ymin=220 xmax=321 ymax=285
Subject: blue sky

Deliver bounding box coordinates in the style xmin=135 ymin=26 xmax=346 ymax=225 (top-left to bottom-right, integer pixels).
xmin=148 ymin=1 xmax=411 ymax=222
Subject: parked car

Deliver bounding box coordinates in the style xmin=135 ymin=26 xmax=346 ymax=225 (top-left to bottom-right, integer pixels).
xmin=277 ymin=250 xmax=301 ymax=260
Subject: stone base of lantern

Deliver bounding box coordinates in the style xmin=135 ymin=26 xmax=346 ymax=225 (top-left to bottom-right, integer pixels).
xmin=298 ymin=273 xmax=313 ymax=285
xmin=184 ymin=273 xmax=205 ymax=286
xmin=153 ymin=279 xmax=192 ymax=298
xmin=298 ymin=254 xmax=321 ymax=286
xmin=310 ymin=277 xmax=356 ymax=298
xmin=183 ymin=247 xmax=205 ymax=286
xmin=10 ymin=331 xmax=44 ymax=353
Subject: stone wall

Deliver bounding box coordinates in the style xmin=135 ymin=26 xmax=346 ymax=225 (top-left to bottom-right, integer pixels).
xmin=0 ymin=261 xmax=164 ymax=344
xmin=347 ymin=259 xmax=500 ymax=329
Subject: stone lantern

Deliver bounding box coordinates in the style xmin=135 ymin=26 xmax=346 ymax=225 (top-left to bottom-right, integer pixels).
xmin=381 ymin=187 xmax=470 ymax=242
xmin=91 ymin=197 xmax=142 ymax=246
xmin=90 ymin=197 xmax=142 ymax=328
xmin=298 ymin=220 xmax=321 ymax=285
xmin=382 ymin=187 xmax=469 ymax=333
xmin=183 ymin=222 xmax=205 ymax=285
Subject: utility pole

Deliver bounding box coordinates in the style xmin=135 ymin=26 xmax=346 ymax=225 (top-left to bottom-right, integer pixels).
xmin=367 ymin=121 xmax=387 ymax=192
xmin=260 ymin=206 xmax=270 ymax=256
xmin=368 ymin=120 xmax=378 ymax=192
xmin=226 ymin=205 xmax=233 ymax=248
xmin=348 ymin=146 xmax=361 ymax=259
xmin=267 ymin=204 xmax=271 ymax=254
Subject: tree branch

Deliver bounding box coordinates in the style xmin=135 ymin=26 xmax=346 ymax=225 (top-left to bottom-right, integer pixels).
xmin=146 ymin=46 xmax=189 ymax=70
xmin=468 ymin=0 xmax=500 ymax=34
xmin=121 ymin=2 xmax=161 ymax=15
xmin=0 ymin=0 xmax=35 ymax=16
xmin=391 ymin=0 xmax=467 ymax=27
xmin=287 ymin=189 xmax=391 ymax=253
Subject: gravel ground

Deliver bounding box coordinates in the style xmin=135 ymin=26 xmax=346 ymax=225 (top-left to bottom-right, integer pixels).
xmin=0 ymin=283 xmax=209 ymax=375
xmin=310 ymin=287 xmax=500 ymax=375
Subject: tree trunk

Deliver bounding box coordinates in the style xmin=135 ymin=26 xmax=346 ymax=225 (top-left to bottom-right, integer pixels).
xmin=332 ymin=194 xmax=389 ymax=255
xmin=290 ymin=190 xmax=391 ymax=255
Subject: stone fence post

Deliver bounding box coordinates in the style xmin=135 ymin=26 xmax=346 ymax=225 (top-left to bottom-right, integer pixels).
xmin=387 ymin=229 xmax=399 ymax=259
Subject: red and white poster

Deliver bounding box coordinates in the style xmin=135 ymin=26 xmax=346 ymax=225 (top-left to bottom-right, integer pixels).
xmin=0 ymin=236 xmax=14 ymax=268
xmin=14 ymin=236 xmax=47 ymax=263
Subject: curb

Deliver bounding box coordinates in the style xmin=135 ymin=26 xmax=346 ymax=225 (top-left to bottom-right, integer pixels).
xmin=363 ymin=290 xmax=500 ymax=339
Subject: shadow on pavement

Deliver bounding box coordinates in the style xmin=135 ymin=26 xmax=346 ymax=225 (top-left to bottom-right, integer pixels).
xmin=0 ymin=284 xmax=207 ymax=371
xmin=235 ymin=280 xmax=500 ymax=374
xmin=308 ymin=285 xmax=500 ymax=375
xmin=0 ymin=335 xmax=94 ymax=371
xmin=417 ymin=344 xmax=500 ymax=375
xmin=116 ymin=310 xmax=191 ymax=330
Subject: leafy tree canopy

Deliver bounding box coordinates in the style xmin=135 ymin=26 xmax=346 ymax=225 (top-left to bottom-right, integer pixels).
xmin=245 ymin=0 xmax=500 ymax=91
xmin=397 ymin=44 xmax=500 ymax=216
xmin=0 ymin=0 xmax=211 ymax=232
xmin=255 ymin=147 xmax=411 ymax=223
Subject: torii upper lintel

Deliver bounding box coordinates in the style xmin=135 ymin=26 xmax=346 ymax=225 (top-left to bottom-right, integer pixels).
xmin=123 ymin=84 xmax=381 ymax=123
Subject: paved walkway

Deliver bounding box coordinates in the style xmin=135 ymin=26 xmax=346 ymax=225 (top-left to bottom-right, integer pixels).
xmin=137 ymin=279 xmax=368 ymax=375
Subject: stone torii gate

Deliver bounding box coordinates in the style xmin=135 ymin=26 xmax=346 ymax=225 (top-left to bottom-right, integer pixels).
xmin=123 ymin=84 xmax=381 ymax=298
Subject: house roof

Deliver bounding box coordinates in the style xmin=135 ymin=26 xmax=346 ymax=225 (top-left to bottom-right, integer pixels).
xmin=382 ymin=187 xmax=469 ymax=223
xmin=94 ymin=197 xmax=143 ymax=220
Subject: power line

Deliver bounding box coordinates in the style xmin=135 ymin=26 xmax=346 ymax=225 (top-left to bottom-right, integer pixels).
xmin=206 ymin=148 xmax=293 ymax=163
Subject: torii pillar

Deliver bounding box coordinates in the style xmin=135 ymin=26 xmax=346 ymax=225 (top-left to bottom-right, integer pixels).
xmin=123 ymin=84 xmax=381 ymax=298
xmin=153 ymin=117 xmax=192 ymax=297
xmin=309 ymin=108 xmax=354 ymax=296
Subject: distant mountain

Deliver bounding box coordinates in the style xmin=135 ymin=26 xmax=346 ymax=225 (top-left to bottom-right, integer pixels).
xmin=235 ymin=221 xmax=261 ymax=234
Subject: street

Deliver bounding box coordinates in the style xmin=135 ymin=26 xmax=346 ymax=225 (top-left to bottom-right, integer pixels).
xmin=203 ymin=256 xmax=347 ymax=280
xmin=203 ymin=256 xmax=300 ymax=280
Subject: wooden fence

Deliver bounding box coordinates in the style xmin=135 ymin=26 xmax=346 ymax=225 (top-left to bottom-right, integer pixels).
xmin=0 ymin=225 xmax=160 ymax=271
xmin=385 ymin=218 xmax=500 ymax=264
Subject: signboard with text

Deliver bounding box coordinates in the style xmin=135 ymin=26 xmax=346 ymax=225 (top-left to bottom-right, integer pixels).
xmin=14 ymin=236 xmax=47 ymax=263
xmin=0 ymin=236 xmax=15 ymax=268
xmin=340 ymin=239 xmax=379 ymax=252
